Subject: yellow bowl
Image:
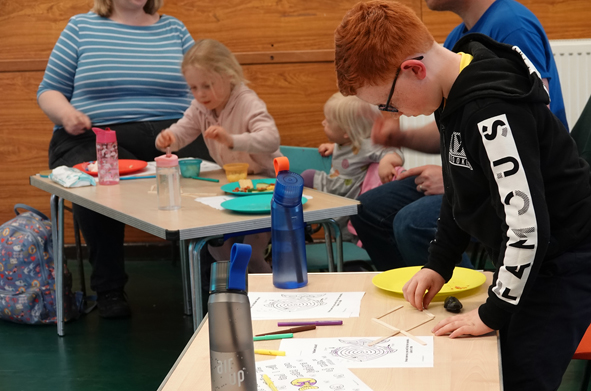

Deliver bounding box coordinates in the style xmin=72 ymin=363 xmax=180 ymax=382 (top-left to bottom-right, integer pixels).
xmin=223 ymin=163 xmax=249 ymax=182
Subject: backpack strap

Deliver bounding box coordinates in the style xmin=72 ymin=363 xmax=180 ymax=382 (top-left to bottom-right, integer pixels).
xmin=14 ymin=204 xmax=50 ymax=221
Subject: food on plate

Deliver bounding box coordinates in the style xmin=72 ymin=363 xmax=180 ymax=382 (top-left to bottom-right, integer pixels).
xmin=233 ymin=180 xmax=275 ymax=193
xmin=85 ymin=161 xmax=98 ymax=173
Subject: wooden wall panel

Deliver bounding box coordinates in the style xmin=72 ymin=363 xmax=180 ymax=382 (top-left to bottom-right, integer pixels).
xmin=422 ymin=0 xmax=591 ymax=44
xmin=244 ymin=62 xmax=337 ymax=147
xmin=0 ymin=0 xmax=419 ymax=62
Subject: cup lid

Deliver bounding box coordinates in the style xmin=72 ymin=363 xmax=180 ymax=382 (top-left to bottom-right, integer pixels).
xmin=155 ymin=153 xmax=179 ymax=167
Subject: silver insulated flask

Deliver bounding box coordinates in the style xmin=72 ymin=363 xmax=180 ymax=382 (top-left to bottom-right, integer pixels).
xmin=208 ymin=243 xmax=257 ymax=391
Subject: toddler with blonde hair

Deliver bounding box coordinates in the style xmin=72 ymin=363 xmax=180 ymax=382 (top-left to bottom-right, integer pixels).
xmin=301 ymin=92 xmax=404 ymax=239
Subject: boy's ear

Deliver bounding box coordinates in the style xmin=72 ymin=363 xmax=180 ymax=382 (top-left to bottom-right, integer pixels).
xmin=401 ymin=59 xmax=427 ymax=81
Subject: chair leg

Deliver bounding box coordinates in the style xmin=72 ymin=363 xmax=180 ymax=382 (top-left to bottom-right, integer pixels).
xmin=581 ymin=360 xmax=591 ymax=391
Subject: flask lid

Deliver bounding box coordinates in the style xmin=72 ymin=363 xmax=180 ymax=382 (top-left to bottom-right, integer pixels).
xmin=209 ymin=243 xmax=252 ymax=293
xmin=274 ymin=171 xmax=304 ymax=206
xmin=92 ymin=127 xmax=117 ymax=143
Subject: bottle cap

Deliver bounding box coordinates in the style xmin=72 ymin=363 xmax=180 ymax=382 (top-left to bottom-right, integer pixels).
xmin=274 ymin=156 xmax=290 ymax=177
xmin=209 ymin=244 xmax=252 ymax=293
xmin=155 ymin=153 xmax=179 ymax=167
xmin=92 ymin=127 xmax=117 ymax=143
xmin=228 ymin=243 xmax=252 ymax=291
xmin=274 ymin=171 xmax=304 ymax=207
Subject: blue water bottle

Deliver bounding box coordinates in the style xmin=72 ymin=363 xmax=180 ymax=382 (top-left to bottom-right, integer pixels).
xmin=271 ymin=157 xmax=308 ymax=289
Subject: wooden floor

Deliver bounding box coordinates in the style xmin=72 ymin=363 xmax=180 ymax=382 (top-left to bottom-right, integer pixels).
xmin=0 ymin=256 xmax=587 ymax=391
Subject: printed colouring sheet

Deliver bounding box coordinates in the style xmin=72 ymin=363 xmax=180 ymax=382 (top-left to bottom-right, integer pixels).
xmin=278 ymin=336 xmax=434 ymax=368
xmin=256 ymin=356 xmax=373 ymax=391
xmin=248 ymin=292 xmax=365 ymax=320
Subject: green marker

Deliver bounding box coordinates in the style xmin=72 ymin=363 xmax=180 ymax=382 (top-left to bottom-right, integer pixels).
xmin=253 ymin=333 xmax=294 ymax=341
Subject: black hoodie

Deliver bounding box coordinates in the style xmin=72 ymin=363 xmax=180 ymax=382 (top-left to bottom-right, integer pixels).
xmin=425 ymin=33 xmax=591 ymax=330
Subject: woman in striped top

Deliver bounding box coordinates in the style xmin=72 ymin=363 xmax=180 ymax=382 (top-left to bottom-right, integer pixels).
xmin=37 ymin=0 xmax=210 ymax=319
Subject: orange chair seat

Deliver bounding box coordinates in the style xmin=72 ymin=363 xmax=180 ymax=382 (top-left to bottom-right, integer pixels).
xmin=574 ymin=325 xmax=591 ymax=360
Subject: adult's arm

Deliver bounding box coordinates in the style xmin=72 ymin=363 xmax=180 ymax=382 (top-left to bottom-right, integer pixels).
xmin=372 ymin=115 xmax=440 ymax=153
xmin=38 ymin=91 xmax=90 ymax=135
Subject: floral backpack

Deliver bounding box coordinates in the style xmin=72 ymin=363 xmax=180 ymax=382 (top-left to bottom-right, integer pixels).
xmin=0 ymin=204 xmax=81 ymax=324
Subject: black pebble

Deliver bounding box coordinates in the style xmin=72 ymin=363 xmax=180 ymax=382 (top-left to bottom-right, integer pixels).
xmin=444 ymin=296 xmax=463 ymax=313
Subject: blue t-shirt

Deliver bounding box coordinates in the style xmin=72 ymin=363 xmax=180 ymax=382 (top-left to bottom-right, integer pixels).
xmin=38 ymin=12 xmax=194 ymax=130
xmin=444 ymin=0 xmax=568 ymax=129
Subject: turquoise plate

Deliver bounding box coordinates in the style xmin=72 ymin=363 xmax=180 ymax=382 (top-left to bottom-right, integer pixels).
xmin=221 ymin=194 xmax=308 ymax=214
xmin=220 ymin=179 xmax=276 ymax=196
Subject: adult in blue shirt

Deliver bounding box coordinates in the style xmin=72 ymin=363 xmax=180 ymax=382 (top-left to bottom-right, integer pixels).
xmin=38 ymin=0 xmax=211 ymax=318
xmin=350 ymin=0 xmax=567 ymax=271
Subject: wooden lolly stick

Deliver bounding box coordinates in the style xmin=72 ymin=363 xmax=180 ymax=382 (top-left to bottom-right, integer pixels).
xmin=369 ymin=332 xmax=399 ymax=346
xmin=422 ymin=309 xmax=435 ymax=318
xmin=369 ymin=312 xmax=436 ymax=346
xmin=377 ymin=305 xmax=404 ymax=319
xmin=371 ymin=318 xmax=427 ymax=346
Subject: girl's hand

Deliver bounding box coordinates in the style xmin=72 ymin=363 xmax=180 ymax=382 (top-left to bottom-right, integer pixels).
xmin=318 ymin=143 xmax=335 ymax=157
xmin=402 ymin=268 xmax=445 ymax=310
xmin=377 ymin=153 xmax=404 ymax=183
xmin=204 ymin=125 xmax=233 ymax=148
xmin=156 ymin=129 xmax=175 ymax=150
xmin=432 ymin=308 xmax=494 ymax=338
xmin=62 ymin=109 xmax=91 ymax=136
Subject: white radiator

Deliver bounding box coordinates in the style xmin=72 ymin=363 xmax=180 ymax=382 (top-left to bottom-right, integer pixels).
xmin=551 ymin=39 xmax=591 ymax=128
xmin=400 ymin=38 xmax=591 ymax=169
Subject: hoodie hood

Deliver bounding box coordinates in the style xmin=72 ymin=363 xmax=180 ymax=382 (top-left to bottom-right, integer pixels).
xmin=442 ymin=33 xmax=549 ymax=121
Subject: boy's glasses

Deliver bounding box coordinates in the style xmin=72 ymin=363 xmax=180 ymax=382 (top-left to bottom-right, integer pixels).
xmin=378 ymin=56 xmax=424 ymax=113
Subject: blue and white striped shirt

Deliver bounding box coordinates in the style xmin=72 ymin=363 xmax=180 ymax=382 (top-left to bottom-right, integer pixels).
xmin=38 ymin=12 xmax=194 ymax=130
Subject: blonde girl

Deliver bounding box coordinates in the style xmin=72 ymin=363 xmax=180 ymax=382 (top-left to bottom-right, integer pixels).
xmin=156 ymin=39 xmax=282 ymax=272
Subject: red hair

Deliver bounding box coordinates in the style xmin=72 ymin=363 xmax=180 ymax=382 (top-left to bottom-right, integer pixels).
xmin=335 ymin=1 xmax=434 ymax=95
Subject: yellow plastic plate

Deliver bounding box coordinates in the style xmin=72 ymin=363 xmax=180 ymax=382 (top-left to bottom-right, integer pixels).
xmin=372 ymin=266 xmax=487 ymax=297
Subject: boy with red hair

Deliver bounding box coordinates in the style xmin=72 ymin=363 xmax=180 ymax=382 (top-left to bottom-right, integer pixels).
xmin=335 ymin=1 xmax=591 ymax=390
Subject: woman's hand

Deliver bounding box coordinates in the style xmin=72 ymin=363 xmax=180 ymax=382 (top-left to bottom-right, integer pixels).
xmin=402 ymin=268 xmax=445 ymax=310
xmin=155 ymin=129 xmax=175 ymax=150
xmin=204 ymin=125 xmax=233 ymax=148
xmin=318 ymin=143 xmax=335 ymax=157
xmin=62 ymin=109 xmax=91 ymax=136
xmin=432 ymin=308 xmax=494 ymax=338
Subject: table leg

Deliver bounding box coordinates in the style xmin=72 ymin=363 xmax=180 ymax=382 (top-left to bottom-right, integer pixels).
xmin=189 ymin=237 xmax=220 ymax=330
xmin=320 ymin=222 xmax=335 ymax=272
xmin=325 ymin=219 xmax=344 ymax=272
xmin=51 ymin=195 xmax=65 ymax=336
xmin=179 ymin=240 xmax=192 ymax=316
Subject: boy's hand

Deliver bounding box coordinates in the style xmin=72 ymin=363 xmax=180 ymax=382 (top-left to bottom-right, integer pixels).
xmin=204 ymin=125 xmax=233 ymax=148
xmin=318 ymin=143 xmax=335 ymax=157
xmin=397 ymin=165 xmax=444 ymax=195
xmin=372 ymin=115 xmax=405 ymax=147
xmin=432 ymin=309 xmax=494 ymax=338
xmin=62 ymin=109 xmax=91 ymax=136
xmin=155 ymin=129 xmax=175 ymax=150
xmin=402 ymin=268 xmax=445 ymax=311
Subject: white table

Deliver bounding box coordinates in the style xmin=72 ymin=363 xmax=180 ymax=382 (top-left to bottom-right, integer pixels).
xmin=159 ymin=271 xmax=501 ymax=391
xmin=30 ymin=170 xmax=359 ymax=335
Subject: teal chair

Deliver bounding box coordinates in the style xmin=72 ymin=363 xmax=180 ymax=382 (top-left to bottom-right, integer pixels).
xmin=279 ymin=145 xmax=332 ymax=175
xmin=279 ymin=146 xmax=375 ymax=272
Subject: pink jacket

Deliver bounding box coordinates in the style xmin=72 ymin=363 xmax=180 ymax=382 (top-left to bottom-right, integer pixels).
xmin=163 ymin=83 xmax=281 ymax=177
